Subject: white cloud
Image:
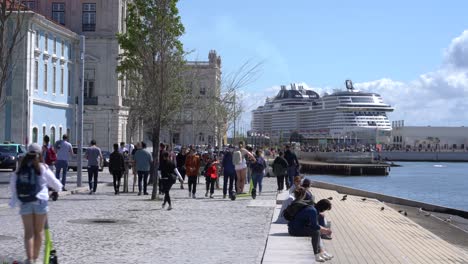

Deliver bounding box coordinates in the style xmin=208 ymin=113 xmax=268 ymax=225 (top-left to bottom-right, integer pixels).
xmin=240 ymin=30 xmax=468 ymax=128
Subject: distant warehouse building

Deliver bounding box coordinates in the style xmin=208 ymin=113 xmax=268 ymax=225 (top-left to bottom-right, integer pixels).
xmin=390 ymin=121 xmax=468 ymax=151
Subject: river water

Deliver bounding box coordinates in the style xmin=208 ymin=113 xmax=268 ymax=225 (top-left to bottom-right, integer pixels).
xmin=306 ymin=162 xmax=468 ymax=211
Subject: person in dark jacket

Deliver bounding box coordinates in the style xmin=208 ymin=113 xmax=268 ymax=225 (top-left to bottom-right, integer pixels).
xmin=272 ymin=151 xmax=288 ymax=192
xmin=221 ymin=146 xmax=236 ymax=199
xmin=284 ymin=145 xmax=299 ymax=189
xmin=287 ymin=187 xmax=332 ymax=262
xmin=160 ymin=151 xmax=182 ymax=210
xmin=176 ymin=147 xmax=187 ymax=189
xmin=109 ymin=143 xmax=125 ymax=195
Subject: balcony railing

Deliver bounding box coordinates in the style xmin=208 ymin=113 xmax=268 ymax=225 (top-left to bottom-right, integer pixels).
xmin=84 ymin=97 xmax=98 ymax=105
xmin=82 ymin=24 xmax=96 ymax=32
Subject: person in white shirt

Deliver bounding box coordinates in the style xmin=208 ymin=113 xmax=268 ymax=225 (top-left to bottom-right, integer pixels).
xmin=118 ymin=142 xmax=128 ymax=154
xmin=9 ymin=143 xmax=63 ymax=264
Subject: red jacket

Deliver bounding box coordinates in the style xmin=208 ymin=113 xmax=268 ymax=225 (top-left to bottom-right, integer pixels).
xmin=207 ymin=164 xmax=218 ymax=179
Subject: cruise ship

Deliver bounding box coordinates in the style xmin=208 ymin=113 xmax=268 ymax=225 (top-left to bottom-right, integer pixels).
xmin=251 ymin=80 xmax=394 ymax=144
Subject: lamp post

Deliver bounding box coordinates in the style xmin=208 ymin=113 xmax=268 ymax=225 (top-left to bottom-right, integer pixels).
xmin=77 ymin=35 xmax=85 ymax=187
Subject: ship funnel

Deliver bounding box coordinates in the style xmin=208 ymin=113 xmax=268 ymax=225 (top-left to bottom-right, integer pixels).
xmin=345 ymin=79 xmax=354 ymax=91
xmin=280 ymin=85 xmax=286 ymax=90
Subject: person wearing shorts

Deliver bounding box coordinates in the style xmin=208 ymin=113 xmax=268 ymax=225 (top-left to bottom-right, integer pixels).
xmin=9 ymin=143 xmax=62 ymax=264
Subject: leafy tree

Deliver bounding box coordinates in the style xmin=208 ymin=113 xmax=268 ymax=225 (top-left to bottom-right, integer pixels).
xmin=117 ymin=0 xmax=186 ymax=200
xmin=0 ymin=0 xmax=26 ymax=106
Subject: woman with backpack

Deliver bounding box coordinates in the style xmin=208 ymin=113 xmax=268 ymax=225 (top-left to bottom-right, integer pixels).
xmin=250 ymin=149 xmax=267 ymax=199
xmin=233 ymin=141 xmax=255 ymax=194
xmin=159 ymin=151 xmax=183 ymax=210
xmin=9 ymin=143 xmax=62 ymax=264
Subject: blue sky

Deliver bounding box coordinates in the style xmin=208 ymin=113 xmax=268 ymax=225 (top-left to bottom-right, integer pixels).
xmin=179 ymin=1 xmax=468 ymax=128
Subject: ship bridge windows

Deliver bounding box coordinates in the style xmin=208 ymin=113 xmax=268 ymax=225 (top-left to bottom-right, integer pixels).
xmin=351 ymin=97 xmax=375 ymax=103
xmin=354 ymin=111 xmax=386 ymax=116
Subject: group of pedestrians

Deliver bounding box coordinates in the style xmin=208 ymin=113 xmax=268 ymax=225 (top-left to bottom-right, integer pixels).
xmin=7 ymin=138 xmax=304 ymax=263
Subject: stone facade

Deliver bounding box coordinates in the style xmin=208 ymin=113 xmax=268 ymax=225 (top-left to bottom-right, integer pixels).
xmin=28 ymin=0 xmax=129 ymax=151
xmin=0 ymin=11 xmax=79 ymax=145
xmin=158 ymin=50 xmax=222 ymax=147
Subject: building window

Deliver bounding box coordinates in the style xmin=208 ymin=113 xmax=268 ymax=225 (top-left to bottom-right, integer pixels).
xmin=82 ymin=3 xmax=96 ymax=32
xmin=32 ymin=127 xmax=38 ymax=143
xmin=42 ymin=126 xmax=46 ymax=139
xmin=67 ymin=69 xmax=71 ymax=96
xmin=44 ymin=33 xmax=48 ymax=51
xmin=198 ymin=133 xmax=204 ymax=142
xmin=50 ymin=127 xmax=56 ymax=144
xmin=53 ymin=37 xmax=57 ymax=54
xmin=53 ymin=66 xmax=56 ymax=94
xmin=60 ymin=68 xmax=64 ymax=94
xmin=52 ymin=2 xmax=65 ymax=25
xmin=34 ymin=61 xmax=38 ymax=90
xmin=66 ymin=128 xmax=71 ymax=139
xmin=22 ymin=1 xmax=36 ymax=10
xmin=61 ymin=40 xmax=65 ymax=57
xmin=200 ymin=86 xmax=206 ymax=95
xmin=84 ymin=69 xmax=95 ymax=98
xmin=59 ymin=127 xmax=63 ymax=139
xmin=44 ymin=64 xmax=48 ymax=92
xmin=35 ymin=30 xmax=39 ymax=48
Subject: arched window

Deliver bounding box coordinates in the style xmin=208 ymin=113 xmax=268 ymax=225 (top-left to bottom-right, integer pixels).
xmin=59 ymin=127 xmax=63 ymax=139
xmin=51 ymin=127 xmax=56 ymax=144
xmin=32 ymin=128 xmax=38 ymax=143
xmin=42 ymin=126 xmax=47 ymax=139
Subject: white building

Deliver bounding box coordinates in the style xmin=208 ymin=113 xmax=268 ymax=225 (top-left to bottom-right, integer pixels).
xmin=0 ymin=11 xmax=79 ymax=145
xmin=391 ymin=121 xmax=468 ymax=151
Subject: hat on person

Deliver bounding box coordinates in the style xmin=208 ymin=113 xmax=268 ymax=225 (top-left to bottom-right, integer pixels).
xmin=28 ymin=143 xmax=42 ymax=154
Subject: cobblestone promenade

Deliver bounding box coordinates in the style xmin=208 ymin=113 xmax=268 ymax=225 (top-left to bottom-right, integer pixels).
xmin=0 ymin=172 xmax=277 ymax=264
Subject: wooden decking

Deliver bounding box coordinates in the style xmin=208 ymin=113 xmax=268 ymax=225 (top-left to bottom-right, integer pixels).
xmin=263 ymin=188 xmax=468 ymax=263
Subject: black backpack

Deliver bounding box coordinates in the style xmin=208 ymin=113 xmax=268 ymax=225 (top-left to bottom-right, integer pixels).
xmin=251 ymin=157 xmax=265 ymax=174
xmin=16 ymin=166 xmax=41 ymax=203
xmin=282 ymin=201 xmax=309 ymax=221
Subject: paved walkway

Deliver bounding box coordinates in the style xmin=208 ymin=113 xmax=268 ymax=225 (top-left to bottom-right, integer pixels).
xmin=2 ymin=172 xmax=468 ymax=263
xmin=0 ymin=172 xmax=277 ymax=263
xmin=264 ymin=187 xmax=468 ymax=264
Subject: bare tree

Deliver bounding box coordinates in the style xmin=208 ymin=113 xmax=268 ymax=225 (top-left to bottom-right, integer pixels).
xmin=0 ymin=0 xmax=26 ymax=106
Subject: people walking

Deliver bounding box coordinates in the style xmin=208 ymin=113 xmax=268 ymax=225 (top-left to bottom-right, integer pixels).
xmin=118 ymin=142 xmax=128 ymax=154
xmin=176 ymin=147 xmax=187 ymax=189
xmin=42 ymin=135 xmax=56 ymax=171
xmin=134 ymin=142 xmax=153 ymax=195
xmin=9 ymin=143 xmax=62 ymax=264
xmin=284 ymin=144 xmax=299 ymax=189
xmin=160 ymin=151 xmax=183 ymax=210
xmin=109 ymin=143 xmax=125 ymax=195
xmin=233 ymin=141 xmax=255 ymax=194
xmin=86 ymin=139 xmax=103 ymax=194
xmin=250 ymin=149 xmax=267 ymax=199
xmin=185 ymin=147 xmax=201 ymax=198
xmin=54 ymin=134 xmax=73 ymax=191
xmin=221 ymin=146 xmax=236 ymax=199
xmin=272 ymin=151 xmax=289 ymax=192
xmin=204 ymin=156 xmax=219 ymax=198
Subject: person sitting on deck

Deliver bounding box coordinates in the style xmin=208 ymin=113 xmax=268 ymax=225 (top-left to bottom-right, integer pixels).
xmin=287 ymin=187 xmax=333 ymax=262
xmin=315 ymin=199 xmax=333 ymax=240
xmin=288 ymin=175 xmax=303 ymax=195
xmin=301 ymin=178 xmax=315 ymax=204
